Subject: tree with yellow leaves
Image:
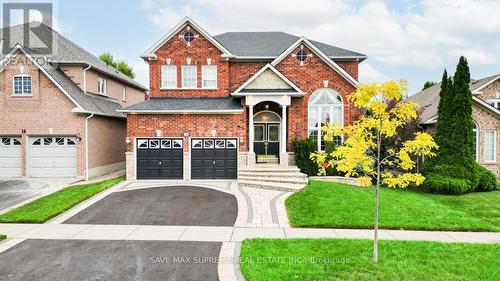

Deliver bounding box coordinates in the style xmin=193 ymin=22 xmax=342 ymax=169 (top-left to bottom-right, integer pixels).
xmin=311 ymin=80 xmax=438 ymax=263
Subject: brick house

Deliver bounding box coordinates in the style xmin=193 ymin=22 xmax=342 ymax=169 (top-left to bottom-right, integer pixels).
xmin=121 ymin=17 xmax=366 ymax=181
xmin=407 ymin=74 xmax=500 ymax=177
xmin=0 ymin=23 xmax=147 ymax=179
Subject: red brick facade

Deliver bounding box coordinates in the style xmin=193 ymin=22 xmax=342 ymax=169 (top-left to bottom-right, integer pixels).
xmin=130 ymin=23 xmax=363 ymax=154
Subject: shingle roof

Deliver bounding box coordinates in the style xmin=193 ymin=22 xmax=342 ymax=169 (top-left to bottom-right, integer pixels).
xmin=120 ymin=97 xmax=243 ymax=113
xmin=406 ymin=74 xmax=500 ymax=124
xmin=0 ymin=23 xmax=147 ymax=118
xmin=213 ymin=32 xmax=366 ymax=59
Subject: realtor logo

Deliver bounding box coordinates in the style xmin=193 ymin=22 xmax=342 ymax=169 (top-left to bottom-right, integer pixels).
xmin=2 ymin=2 xmax=54 ymax=55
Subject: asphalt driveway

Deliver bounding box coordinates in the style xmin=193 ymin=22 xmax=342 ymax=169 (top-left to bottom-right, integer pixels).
xmin=64 ymin=186 xmax=238 ymax=226
xmin=0 ymin=239 xmax=221 ymax=281
xmin=0 ymin=179 xmax=73 ymax=211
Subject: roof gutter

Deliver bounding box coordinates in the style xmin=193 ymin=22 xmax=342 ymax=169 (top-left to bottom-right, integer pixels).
xmin=117 ymin=109 xmax=244 ymax=114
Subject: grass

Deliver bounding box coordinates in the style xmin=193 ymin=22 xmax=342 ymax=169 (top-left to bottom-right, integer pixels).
xmin=0 ymin=234 xmax=5 ymax=240
xmin=0 ymin=177 xmax=124 ymax=223
xmin=286 ymin=180 xmax=500 ymax=231
xmin=240 ymin=238 xmax=500 ymax=281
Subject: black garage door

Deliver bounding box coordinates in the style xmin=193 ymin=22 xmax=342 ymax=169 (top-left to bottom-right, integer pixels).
xmin=136 ymin=138 xmax=183 ymax=180
xmin=191 ymin=138 xmax=237 ymax=179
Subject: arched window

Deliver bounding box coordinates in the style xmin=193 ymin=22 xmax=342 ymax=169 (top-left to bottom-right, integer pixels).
xmin=473 ymin=120 xmax=479 ymax=161
xmin=308 ymin=88 xmax=343 ymax=151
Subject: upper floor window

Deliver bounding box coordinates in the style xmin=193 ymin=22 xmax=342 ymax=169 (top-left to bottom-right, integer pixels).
xmin=161 ymin=65 xmax=177 ymax=89
xmin=202 ymin=65 xmax=217 ymax=88
xmin=13 ymin=75 xmax=32 ymax=95
xmin=487 ymin=99 xmax=500 ymax=110
xmin=182 ymin=65 xmax=197 ymax=88
xmin=183 ymin=31 xmax=195 ymax=43
xmin=308 ymin=88 xmax=344 ymax=151
xmin=484 ymin=130 xmax=497 ymax=163
xmin=122 ymin=86 xmax=127 ymax=101
xmin=97 ymin=77 xmax=106 ymax=95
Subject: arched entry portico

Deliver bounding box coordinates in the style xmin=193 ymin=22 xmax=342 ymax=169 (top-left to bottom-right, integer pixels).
xmin=246 ymin=95 xmax=291 ymax=166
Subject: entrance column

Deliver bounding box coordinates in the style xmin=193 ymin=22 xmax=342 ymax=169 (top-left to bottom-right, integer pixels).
xmin=247 ymin=105 xmax=256 ymax=166
xmin=280 ymin=105 xmax=289 ymax=166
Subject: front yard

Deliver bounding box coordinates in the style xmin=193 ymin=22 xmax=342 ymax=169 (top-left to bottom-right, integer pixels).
xmin=240 ymin=238 xmax=500 ymax=281
xmin=286 ymin=180 xmax=500 ymax=231
xmin=0 ymin=177 xmax=124 ymax=223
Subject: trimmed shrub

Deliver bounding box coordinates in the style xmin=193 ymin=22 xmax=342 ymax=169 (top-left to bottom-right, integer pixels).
xmin=476 ymin=165 xmax=498 ymax=192
xmin=292 ymin=139 xmax=318 ymax=176
xmin=422 ymin=174 xmax=471 ymax=194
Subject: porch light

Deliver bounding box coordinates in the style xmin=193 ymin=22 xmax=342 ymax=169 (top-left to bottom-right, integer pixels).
xmin=265 ymin=104 xmax=269 ymax=109
xmin=125 ymin=137 xmax=131 ymax=144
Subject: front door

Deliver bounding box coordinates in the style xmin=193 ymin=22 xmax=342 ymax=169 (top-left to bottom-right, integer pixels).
xmin=254 ymin=123 xmax=280 ymax=156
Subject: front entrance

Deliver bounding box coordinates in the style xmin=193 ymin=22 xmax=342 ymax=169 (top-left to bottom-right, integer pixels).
xmin=253 ymin=123 xmax=280 ymax=156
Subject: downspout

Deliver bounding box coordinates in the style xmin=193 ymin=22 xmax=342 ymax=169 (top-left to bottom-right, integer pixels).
xmin=83 ymin=64 xmax=91 ymax=94
xmin=85 ymin=113 xmax=94 ymax=180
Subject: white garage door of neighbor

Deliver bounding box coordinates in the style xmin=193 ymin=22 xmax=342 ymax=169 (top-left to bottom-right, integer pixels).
xmin=0 ymin=137 xmax=23 ymax=177
xmin=29 ymin=137 xmax=77 ymax=178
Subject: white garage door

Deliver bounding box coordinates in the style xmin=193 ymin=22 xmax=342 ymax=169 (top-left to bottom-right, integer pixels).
xmin=0 ymin=137 xmax=22 ymax=177
xmin=29 ymin=137 xmax=77 ymax=178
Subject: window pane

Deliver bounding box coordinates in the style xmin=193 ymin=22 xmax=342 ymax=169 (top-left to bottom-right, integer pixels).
xmin=254 ymin=125 xmax=264 ymax=141
xmin=268 ymin=126 xmax=279 ymax=142
xmin=484 ymin=130 xmax=496 ymax=162
xmin=202 ymin=65 xmax=217 ymax=88
xmin=182 ymin=66 xmax=197 ymax=88
xmin=23 ymin=76 xmax=31 ymax=94
xmin=308 ymin=106 xmax=318 ymax=129
xmin=162 ymin=65 xmax=177 ymax=88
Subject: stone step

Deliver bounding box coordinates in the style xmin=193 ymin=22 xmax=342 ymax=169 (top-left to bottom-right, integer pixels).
xmin=238 ymin=175 xmax=308 ymax=184
xmin=239 ymin=166 xmax=301 ymax=173
xmin=238 ymin=180 xmax=306 ymax=192
xmin=238 ymin=171 xmax=307 ymax=178
xmin=256 ymin=157 xmax=279 ymax=164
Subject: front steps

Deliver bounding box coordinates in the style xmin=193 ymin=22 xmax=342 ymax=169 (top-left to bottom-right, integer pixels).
xmin=238 ymin=165 xmax=308 ymax=191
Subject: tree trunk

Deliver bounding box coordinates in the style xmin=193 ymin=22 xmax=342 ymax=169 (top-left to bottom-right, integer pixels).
xmin=373 ymin=128 xmax=381 ymax=263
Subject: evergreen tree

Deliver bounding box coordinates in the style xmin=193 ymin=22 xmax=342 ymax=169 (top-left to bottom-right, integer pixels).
xmin=423 ymin=56 xmax=479 ymax=193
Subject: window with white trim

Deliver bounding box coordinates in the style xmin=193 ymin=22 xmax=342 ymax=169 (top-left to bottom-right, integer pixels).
xmin=122 ymin=86 xmax=127 ymax=101
xmin=97 ymin=77 xmax=106 ymax=95
xmin=308 ymin=88 xmax=343 ymax=151
xmin=487 ymin=99 xmax=500 ymax=110
xmin=473 ymin=121 xmax=479 ymax=161
xmin=13 ymin=75 xmax=32 ymax=95
xmin=161 ymin=65 xmax=177 ymax=88
xmin=182 ymin=65 xmax=197 ymax=88
xmin=484 ymin=130 xmax=496 ymax=162
xmin=202 ymin=65 xmax=217 ymax=88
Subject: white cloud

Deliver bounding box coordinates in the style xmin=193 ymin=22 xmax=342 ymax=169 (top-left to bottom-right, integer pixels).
xmin=359 ymin=63 xmax=389 ymax=83
xmin=141 ymin=0 xmax=500 ymax=76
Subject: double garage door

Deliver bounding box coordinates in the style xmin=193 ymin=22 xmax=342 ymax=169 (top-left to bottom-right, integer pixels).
xmin=0 ymin=136 xmax=77 ymax=178
xmin=136 ymin=138 xmax=237 ymax=180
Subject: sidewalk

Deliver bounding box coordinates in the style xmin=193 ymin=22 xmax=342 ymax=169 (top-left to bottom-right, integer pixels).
xmin=0 ymin=223 xmax=499 ymax=244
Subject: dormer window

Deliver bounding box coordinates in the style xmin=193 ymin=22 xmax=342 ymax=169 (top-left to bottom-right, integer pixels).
xmin=183 ymin=31 xmax=195 ymax=43
xmin=13 ymin=74 xmax=32 ymax=95
xmin=97 ymin=77 xmax=107 ymax=95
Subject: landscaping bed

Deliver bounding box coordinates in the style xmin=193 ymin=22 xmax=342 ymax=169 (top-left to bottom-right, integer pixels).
xmin=240 ymin=238 xmax=500 ymax=281
xmin=0 ymin=234 xmax=5 ymax=241
xmin=0 ymin=177 xmax=124 ymax=223
xmin=286 ymin=180 xmax=500 ymax=231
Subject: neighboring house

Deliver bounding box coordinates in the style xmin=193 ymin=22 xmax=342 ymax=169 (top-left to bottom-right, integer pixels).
xmin=0 ymin=23 xmax=147 ymax=179
xmin=407 ymin=74 xmax=500 ymax=177
xmin=120 ymin=17 xmax=366 ymax=180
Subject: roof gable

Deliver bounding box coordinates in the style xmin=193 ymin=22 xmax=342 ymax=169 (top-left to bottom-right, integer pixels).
xmin=232 ymin=64 xmax=304 ymax=96
xmin=142 ymin=17 xmax=233 ymax=59
xmin=270 ymin=37 xmax=360 ymax=87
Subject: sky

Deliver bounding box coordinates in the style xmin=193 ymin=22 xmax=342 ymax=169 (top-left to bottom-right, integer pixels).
xmin=9 ymin=0 xmax=500 ymax=94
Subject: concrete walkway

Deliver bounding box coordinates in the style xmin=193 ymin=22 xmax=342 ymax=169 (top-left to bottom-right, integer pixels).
xmin=0 ymin=223 xmax=499 ymax=244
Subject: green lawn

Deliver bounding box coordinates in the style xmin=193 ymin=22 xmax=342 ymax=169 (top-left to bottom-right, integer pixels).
xmin=286 ymin=180 xmax=500 ymax=231
xmin=0 ymin=177 xmax=124 ymax=223
xmin=240 ymin=238 xmax=500 ymax=281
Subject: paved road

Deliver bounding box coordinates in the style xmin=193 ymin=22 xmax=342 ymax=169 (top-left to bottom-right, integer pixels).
xmin=0 ymin=180 xmax=49 ymax=211
xmin=64 ymin=186 xmax=238 ymax=226
xmin=0 ymin=239 xmax=221 ymax=281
